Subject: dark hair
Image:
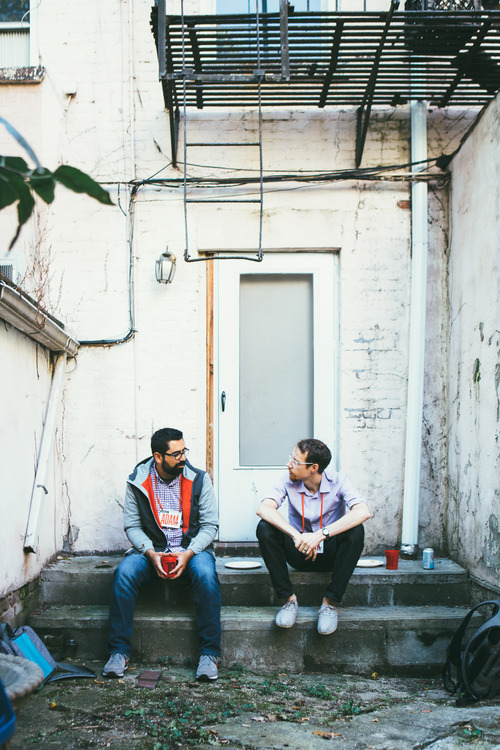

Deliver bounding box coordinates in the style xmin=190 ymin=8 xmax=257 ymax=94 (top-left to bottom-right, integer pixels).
xmin=296 ymin=438 xmax=331 ymax=473
xmin=151 ymin=428 xmax=183 ymax=455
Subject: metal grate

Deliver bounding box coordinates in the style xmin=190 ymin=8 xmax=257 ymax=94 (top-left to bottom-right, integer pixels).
xmin=151 ymin=7 xmax=500 ymax=108
xmin=0 ymin=264 xmax=14 ymax=282
xmin=404 ymin=1 xmax=479 ymax=9
xmin=151 ymin=4 xmax=500 ymax=165
xmin=0 ymin=28 xmax=29 ymax=67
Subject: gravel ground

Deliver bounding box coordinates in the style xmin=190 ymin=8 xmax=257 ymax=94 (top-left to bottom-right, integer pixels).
xmin=10 ymin=660 xmax=500 ymax=749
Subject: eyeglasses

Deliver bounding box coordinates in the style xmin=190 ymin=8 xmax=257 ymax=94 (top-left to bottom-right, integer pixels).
xmin=288 ymin=454 xmax=314 ymax=468
xmin=164 ymin=448 xmax=190 ymax=460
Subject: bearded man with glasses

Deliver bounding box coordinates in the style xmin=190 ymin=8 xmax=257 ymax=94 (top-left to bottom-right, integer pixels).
xmin=257 ymin=438 xmax=370 ymax=635
xmin=103 ymin=427 xmax=221 ymax=681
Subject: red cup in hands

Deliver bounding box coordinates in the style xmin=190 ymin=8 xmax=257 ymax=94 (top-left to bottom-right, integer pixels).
xmin=161 ymin=553 xmax=177 ymax=578
xmin=384 ymin=549 xmax=399 ymax=570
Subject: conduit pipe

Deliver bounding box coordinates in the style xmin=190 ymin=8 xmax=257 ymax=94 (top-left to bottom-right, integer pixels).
xmin=24 ymin=354 xmax=68 ymax=553
xmin=401 ymin=99 xmax=428 ymax=557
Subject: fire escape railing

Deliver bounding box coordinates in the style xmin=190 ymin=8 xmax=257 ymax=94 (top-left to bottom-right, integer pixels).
xmin=151 ymin=3 xmax=500 ymax=166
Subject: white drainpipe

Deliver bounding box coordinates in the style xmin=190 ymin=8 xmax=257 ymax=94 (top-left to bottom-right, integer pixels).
xmin=24 ymin=354 xmax=68 ymax=553
xmin=401 ymin=99 xmax=428 ymax=557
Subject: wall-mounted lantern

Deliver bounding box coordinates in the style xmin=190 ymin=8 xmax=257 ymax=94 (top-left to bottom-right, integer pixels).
xmin=155 ymin=249 xmax=176 ymax=284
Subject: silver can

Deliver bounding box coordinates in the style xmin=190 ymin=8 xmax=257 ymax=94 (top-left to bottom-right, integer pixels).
xmin=423 ymin=547 xmax=434 ymax=569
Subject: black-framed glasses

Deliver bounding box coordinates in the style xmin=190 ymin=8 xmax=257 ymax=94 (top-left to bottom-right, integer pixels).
xmin=288 ymin=454 xmax=314 ymax=468
xmin=164 ymin=447 xmax=190 ymax=460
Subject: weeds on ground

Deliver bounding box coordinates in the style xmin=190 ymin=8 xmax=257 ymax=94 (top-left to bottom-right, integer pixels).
xmin=14 ymin=666 xmax=443 ymax=749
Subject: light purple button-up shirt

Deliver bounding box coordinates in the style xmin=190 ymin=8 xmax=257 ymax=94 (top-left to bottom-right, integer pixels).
xmin=265 ymin=468 xmax=365 ymax=534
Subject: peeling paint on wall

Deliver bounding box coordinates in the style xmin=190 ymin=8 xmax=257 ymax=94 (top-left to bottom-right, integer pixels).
xmin=481 ymin=512 xmax=500 ymax=571
xmin=447 ymin=93 xmax=500 ymax=592
xmin=495 ymin=363 xmax=500 ymax=421
xmin=473 ymin=358 xmax=481 ymax=384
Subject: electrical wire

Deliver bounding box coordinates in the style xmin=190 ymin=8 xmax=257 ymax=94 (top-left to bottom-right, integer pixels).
xmin=128 ymin=155 xmax=449 ymax=191
xmin=78 ymin=185 xmax=137 ymax=348
xmin=77 ymin=150 xmax=450 ymax=346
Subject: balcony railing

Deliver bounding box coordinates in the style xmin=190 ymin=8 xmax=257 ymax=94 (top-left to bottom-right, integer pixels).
xmin=151 ymin=1 xmax=500 ymax=163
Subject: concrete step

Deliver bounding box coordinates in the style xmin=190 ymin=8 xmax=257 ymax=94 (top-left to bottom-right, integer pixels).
xmin=31 ymin=602 xmax=470 ymax=676
xmin=41 ymin=554 xmax=471 ymax=609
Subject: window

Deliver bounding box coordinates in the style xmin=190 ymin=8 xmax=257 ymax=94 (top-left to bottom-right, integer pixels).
xmin=0 ymin=0 xmax=31 ymax=68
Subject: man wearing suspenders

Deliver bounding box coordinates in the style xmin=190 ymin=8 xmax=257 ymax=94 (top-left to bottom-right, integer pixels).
xmin=257 ymin=438 xmax=370 ymax=635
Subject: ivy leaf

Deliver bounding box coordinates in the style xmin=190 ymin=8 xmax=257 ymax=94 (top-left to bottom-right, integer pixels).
xmin=0 ymin=168 xmax=19 ymax=211
xmin=4 ymin=169 xmax=36 ymax=249
xmin=10 ymin=191 xmax=35 ymax=250
xmin=16 ymin=183 xmax=35 ymax=226
xmin=0 ymin=156 xmax=30 ymax=174
xmin=30 ymin=168 xmax=56 ymax=204
xmin=53 ymin=165 xmax=114 ymax=205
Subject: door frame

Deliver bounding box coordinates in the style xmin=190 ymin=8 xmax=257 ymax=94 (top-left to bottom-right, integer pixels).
xmin=208 ymin=248 xmax=340 ymax=538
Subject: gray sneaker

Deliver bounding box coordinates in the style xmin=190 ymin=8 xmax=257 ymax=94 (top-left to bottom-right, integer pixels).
xmin=196 ymin=654 xmax=219 ymax=681
xmin=275 ymin=599 xmax=298 ymax=628
xmin=103 ymin=653 xmax=129 ymax=678
xmin=317 ymin=604 xmax=338 ymax=635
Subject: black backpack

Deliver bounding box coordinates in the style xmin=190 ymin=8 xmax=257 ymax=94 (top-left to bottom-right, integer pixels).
xmin=442 ymin=599 xmax=500 ymax=705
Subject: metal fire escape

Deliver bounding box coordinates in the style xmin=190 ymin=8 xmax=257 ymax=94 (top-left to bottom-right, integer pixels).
xmin=151 ymin=0 xmax=500 ymax=258
xmin=177 ymin=1 xmax=269 ymax=262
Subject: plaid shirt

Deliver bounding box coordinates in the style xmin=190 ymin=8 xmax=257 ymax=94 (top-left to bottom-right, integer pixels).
xmin=150 ymin=464 xmax=183 ymax=552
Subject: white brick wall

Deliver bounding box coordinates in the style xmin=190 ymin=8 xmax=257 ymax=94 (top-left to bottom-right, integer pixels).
xmin=0 ymin=0 xmax=486 ymax=562
xmin=0 ymin=324 xmax=68 ymax=598
xmin=447 ymin=94 xmax=500 ymax=590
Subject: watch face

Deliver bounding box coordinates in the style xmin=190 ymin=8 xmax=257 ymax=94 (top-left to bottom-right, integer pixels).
xmin=322 ymin=528 xmax=329 ymax=537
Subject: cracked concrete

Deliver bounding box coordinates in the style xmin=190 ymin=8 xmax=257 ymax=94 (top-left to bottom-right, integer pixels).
xmin=9 ymin=663 xmax=500 ymax=749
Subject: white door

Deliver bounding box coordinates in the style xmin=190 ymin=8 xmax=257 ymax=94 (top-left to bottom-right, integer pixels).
xmin=215 ymin=252 xmax=339 ymax=541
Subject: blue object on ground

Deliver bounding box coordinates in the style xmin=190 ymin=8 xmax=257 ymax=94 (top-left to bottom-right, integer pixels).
xmin=0 ymin=676 xmax=16 ymax=745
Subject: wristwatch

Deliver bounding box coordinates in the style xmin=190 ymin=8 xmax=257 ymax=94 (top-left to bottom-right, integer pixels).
xmin=322 ymin=527 xmax=330 ymax=539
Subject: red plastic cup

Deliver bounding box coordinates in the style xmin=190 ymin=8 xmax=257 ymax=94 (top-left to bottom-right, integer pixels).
xmin=161 ymin=554 xmax=177 ymax=578
xmin=385 ymin=549 xmax=399 ymax=570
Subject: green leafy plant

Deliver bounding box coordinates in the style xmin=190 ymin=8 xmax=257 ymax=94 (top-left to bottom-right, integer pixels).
xmin=303 ymin=683 xmax=335 ymax=700
xmin=340 ymin=697 xmax=361 ymax=716
xmin=460 ymin=723 xmax=483 ymax=742
xmin=0 ymin=117 xmax=113 ymax=250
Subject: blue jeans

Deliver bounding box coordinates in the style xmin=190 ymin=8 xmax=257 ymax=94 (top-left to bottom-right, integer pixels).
xmin=108 ymin=550 xmax=221 ymax=659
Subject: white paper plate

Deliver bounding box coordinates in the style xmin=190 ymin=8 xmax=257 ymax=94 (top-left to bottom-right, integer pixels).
xmin=225 ymin=560 xmax=262 ymax=570
xmin=356 ymin=558 xmax=384 ymax=568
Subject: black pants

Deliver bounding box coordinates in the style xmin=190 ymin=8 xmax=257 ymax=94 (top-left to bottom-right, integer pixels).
xmin=256 ymin=519 xmax=364 ymax=603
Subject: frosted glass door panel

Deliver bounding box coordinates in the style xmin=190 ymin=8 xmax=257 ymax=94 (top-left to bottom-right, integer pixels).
xmin=239 ymin=273 xmax=313 ymax=466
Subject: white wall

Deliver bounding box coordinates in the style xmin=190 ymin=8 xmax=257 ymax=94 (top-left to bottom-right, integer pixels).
xmin=447 ymin=96 xmax=500 ymax=590
xmin=0 ymin=323 xmax=68 ymax=598
xmin=0 ymin=0 xmax=484 ymax=563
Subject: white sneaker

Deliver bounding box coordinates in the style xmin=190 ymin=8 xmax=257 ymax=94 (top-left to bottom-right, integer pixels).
xmin=103 ymin=653 xmax=129 ymax=678
xmin=275 ymin=599 xmax=298 ymax=628
xmin=196 ymin=654 xmax=219 ymax=681
xmin=317 ymin=604 xmax=338 ymax=635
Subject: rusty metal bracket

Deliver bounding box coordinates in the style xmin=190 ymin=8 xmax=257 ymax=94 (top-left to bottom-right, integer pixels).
xmin=439 ymin=18 xmax=493 ymax=106
xmin=355 ymin=0 xmax=400 ymax=168
xmin=319 ymin=20 xmax=344 ymax=109
xmin=280 ymin=0 xmax=290 ymax=81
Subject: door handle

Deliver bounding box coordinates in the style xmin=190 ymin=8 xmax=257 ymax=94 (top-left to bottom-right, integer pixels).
xmin=221 ymin=391 xmax=226 ymax=412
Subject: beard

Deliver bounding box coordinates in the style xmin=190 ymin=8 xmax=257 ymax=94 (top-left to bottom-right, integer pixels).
xmin=161 ymin=458 xmax=185 ymax=479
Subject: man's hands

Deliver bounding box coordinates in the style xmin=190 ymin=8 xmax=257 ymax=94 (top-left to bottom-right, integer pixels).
xmin=145 ymin=548 xmax=195 ymax=579
xmin=168 ymin=549 xmax=194 ymax=579
xmin=294 ymin=531 xmax=325 ymax=561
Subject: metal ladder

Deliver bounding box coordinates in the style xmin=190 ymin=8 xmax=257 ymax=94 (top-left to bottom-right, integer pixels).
xmin=180 ymin=1 xmax=264 ymax=263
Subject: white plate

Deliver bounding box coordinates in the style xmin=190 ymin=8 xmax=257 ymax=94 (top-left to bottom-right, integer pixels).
xmin=224 ymin=560 xmax=262 ymax=570
xmin=356 ymin=558 xmax=384 ymax=568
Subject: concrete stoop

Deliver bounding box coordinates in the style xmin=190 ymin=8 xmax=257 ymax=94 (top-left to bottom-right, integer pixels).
xmin=30 ymin=554 xmax=472 ymax=676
